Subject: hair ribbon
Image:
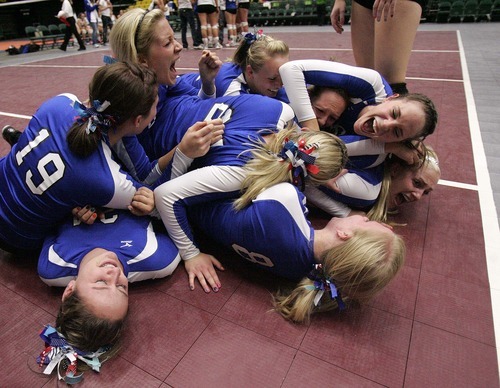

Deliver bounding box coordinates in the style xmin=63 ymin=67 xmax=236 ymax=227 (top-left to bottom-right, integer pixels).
xmin=306 ymin=264 xmax=346 ymax=310
xmin=37 ymin=325 xmax=109 ymax=384
xmin=73 ymin=100 xmax=114 ymax=135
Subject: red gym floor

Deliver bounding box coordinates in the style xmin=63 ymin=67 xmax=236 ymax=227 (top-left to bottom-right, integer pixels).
xmin=0 ymin=26 xmax=498 ymax=386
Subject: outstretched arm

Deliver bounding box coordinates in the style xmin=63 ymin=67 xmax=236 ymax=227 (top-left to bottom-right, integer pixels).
xmin=154 ymin=165 xmax=247 ymax=292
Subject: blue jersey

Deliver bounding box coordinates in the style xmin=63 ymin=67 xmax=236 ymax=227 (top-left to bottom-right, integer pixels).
xmin=153 ymin=94 xmax=295 ymax=260
xmin=38 ymin=210 xmax=180 ymax=286
xmin=279 ymin=59 xmax=392 ymax=135
xmin=181 ymin=63 xmax=289 ymax=100
xmin=0 ymin=94 xmax=144 ymax=250
xmin=139 ymin=93 xmax=294 ymax=167
xmin=225 ymin=0 xmax=237 ymax=10
xmin=188 ymin=183 xmax=316 ymax=281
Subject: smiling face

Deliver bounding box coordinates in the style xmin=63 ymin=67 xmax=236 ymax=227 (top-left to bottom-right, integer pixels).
xmin=311 ymin=89 xmax=348 ymax=130
xmin=354 ymin=97 xmax=427 ymax=142
xmin=66 ymin=248 xmax=129 ymax=321
xmin=388 ymin=161 xmax=440 ymax=209
xmin=142 ymin=17 xmax=183 ymax=86
xmin=245 ymin=54 xmax=288 ymax=97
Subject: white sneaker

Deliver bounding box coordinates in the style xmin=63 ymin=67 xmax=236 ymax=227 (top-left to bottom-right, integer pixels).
xmin=194 ymin=44 xmax=205 ymax=50
xmin=214 ymin=42 xmax=223 ymax=49
xmin=94 ymin=44 xmax=100 ymax=48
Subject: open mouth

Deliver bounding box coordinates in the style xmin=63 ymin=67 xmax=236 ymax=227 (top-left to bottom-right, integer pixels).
xmin=395 ymin=193 xmax=412 ymax=206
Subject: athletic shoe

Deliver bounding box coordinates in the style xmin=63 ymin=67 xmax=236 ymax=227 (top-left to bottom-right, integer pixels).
xmin=213 ymin=42 xmax=223 ymax=49
xmin=193 ymin=44 xmax=205 ymax=50
xmin=94 ymin=44 xmax=100 ymax=48
xmin=2 ymin=125 xmax=22 ymax=147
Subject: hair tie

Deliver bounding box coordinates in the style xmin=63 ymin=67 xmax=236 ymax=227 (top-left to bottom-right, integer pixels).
xmin=243 ymin=28 xmax=265 ymax=45
xmin=306 ymin=264 xmax=346 ymax=310
xmin=37 ymin=325 xmax=110 ymax=384
xmin=278 ymin=138 xmax=320 ymax=190
xmin=73 ymin=100 xmax=116 ymax=135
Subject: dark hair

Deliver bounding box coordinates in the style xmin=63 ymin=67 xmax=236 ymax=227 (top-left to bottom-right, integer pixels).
xmin=396 ymin=93 xmax=438 ymax=140
xmin=56 ymin=290 xmax=125 ymax=353
xmin=67 ymin=61 xmax=158 ymax=157
xmin=308 ymin=85 xmax=350 ymax=107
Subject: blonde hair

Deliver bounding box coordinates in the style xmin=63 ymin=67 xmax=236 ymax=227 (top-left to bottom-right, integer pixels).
xmin=234 ymin=126 xmax=348 ymax=210
xmin=110 ymin=8 xmax=165 ymax=64
xmin=368 ymin=143 xmax=440 ymax=222
xmin=232 ymin=34 xmax=289 ymax=72
xmin=274 ymin=228 xmax=405 ymax=323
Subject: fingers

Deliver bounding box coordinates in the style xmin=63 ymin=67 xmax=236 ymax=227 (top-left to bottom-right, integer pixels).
xmin=72 ymin=205 xmax=98 ymax=224
xmin=185 ymin=254 xmax=223 ymax=293
xmin=199 ymin=50 xmax=222 ymax=70
xmin=129 ymin=187 xmax=155 ymax=215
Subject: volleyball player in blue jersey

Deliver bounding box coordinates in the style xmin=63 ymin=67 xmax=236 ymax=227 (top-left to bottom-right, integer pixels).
xmin=279 ymin=59 xmax=438 ymax=220
xmin=188 ymin=182 xmax=405 ymax=323
xmin=35 ymin=209 xmax=180 ymax=384
xmin=39 ymin=209 xmax=180 ymax=287
xmin=154 ymin=125 xmax=348 ymax=293
xmin=109 ymin=8 xmax=222 ymax=111
xmin=182 ymin=31 xmax=289 ymax=99
xmin=0 ymin=62 xmax=159 ymax=252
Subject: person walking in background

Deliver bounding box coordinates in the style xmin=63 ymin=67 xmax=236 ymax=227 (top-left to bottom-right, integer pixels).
xmin=58 ymin=0 xmax=86 ymax=51
xmin=84 ymin=0 xmax=101 ymax=47
xmin=178 ymin=0 xmax=204 ymax=49
xmin=99 ymin=0 xmax=113 ymax=46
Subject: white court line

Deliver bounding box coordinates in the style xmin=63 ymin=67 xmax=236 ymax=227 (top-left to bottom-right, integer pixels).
xmin=457 ymin=30 xmax=500 ymax=376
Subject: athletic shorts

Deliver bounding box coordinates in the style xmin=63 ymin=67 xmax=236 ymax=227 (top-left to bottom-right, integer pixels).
xmin=197 ymin=4 xmax=218 ymax=14
xmin=354 ymin=0 xmax=427 ymax=11
xmin=225 ymin=8 xmax=237 ymax=14
xmin=238 ymin=2 xmax=250 ymax=9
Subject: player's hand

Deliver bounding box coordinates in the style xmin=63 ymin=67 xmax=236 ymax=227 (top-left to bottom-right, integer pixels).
xmin=385 ymin=141 xmax=423 ymax=165
xmin=372 ymin=0 xmax=396 ymax=21
xmin=72 ymin=205 xmax=103 ymax=224
xmin=331 ymin=0 xmax=347 ymax=34
xmin=198 ymin=50 xmax=222 ymax=94
xmin=184 ymin=252 xmax=224 ymax=293
xmin=178 ymin=119 xmax=224 ymax=159
xmin=129 ymin=187 xmax=155 ymax=216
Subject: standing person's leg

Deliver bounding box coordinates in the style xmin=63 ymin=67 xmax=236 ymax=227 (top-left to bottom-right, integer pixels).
xmin=90 ymin=21 xmax=99 ymax=47
xmin=349 ymin=2 xmax=375 ymax=69
xmin=180 ymin=9 xmax=189 ymax=48
xmin=198 ymin=12 xmax=209 ymax=48
xmin=219 ymin=10 xmax=226 ymax=45
xmin=194 ymin=12 xmax=203 ymax=46
xmin=101 ymin=15 xmax=110 ymax=45
xmin=188 ymin=10 xmax=203 ymax=47
xmin=208 ymin=11 xmax=221 ymax=48
xmin=373 ymin=0 xmax=422 ymax=94
xmin=237 ymin=7 xmax=248 ymax=33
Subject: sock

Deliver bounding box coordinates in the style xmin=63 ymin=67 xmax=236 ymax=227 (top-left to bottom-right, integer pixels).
xmin=390 ymin=82 xmax=408 ymax=95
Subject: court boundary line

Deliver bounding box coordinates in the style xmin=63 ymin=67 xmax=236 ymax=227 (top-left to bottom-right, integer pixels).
xmin=458 ymin=29 xmax=500 ymax=375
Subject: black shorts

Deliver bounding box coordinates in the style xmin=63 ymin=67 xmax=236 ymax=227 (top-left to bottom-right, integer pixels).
xmin=225 ymin=8 xmax=237 ymax=15
xmin=354 ymin=0 xmax=427 ymax=11
xmin=197 ymin=4 xmax=217 ymax=14
xmin=238 ymin=2 xmax=250 ymax=9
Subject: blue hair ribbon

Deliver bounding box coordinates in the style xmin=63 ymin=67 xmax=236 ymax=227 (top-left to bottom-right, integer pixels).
xmin=73 ymin=100 xmax=115 ymax=135
xmin=306 ymin=264 xmax=346 ymax=310
xmin=37 ymin=325 xmax=110 ymax=384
